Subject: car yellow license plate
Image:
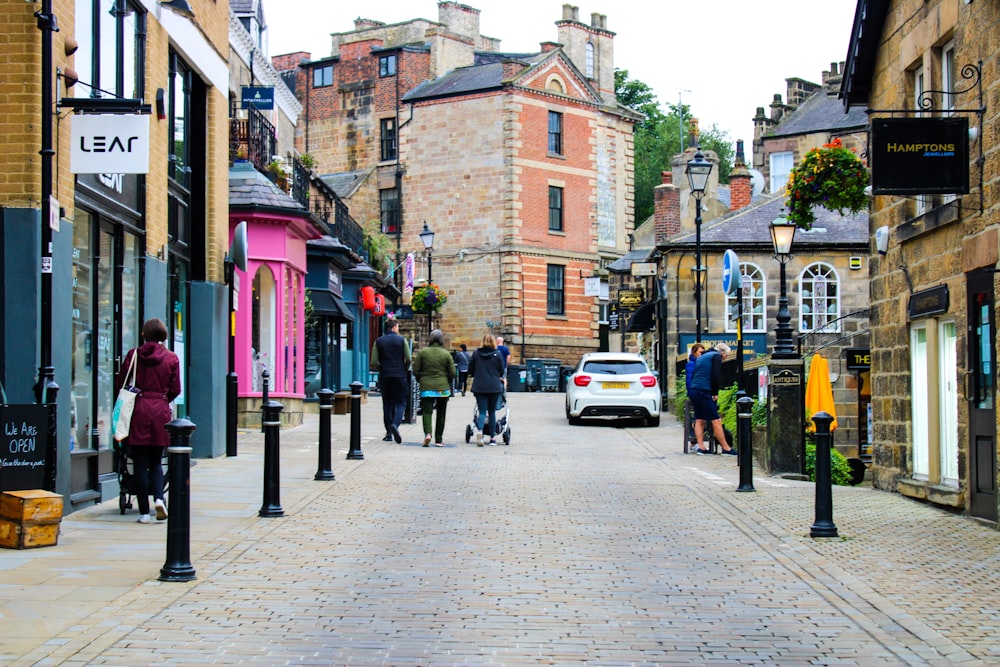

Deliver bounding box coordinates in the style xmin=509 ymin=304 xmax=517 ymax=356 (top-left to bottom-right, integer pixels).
xmin=602 ymin=382 xmax=629 ymax=389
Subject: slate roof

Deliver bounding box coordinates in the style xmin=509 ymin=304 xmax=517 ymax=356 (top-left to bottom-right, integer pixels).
xmin=320 ymin=170 xmax=369 ymax=199
xmin=606 ymin=249 xmax=655 ymax=273
xmin=666 ymin=193 xmax=867 ymax=250
xmin=229 ymin=161 xmax=305 ymax=211
xmin=767 ymin=90 xmax=868 ymax=138
xmin=403 ymin=61 xmax=511 ymax=102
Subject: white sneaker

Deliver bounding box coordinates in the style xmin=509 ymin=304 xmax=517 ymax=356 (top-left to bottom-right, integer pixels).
xmin=476 ymin=431 xmax=484 ymax=446
xmin=154 ymin=498 xmax=168 ymax=521
xmin=137 ymin=514 xmax=150 ymax=524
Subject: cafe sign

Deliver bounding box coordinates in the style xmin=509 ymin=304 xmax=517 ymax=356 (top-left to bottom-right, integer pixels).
xmin=617 ymin=289 xmax=644 ymax=310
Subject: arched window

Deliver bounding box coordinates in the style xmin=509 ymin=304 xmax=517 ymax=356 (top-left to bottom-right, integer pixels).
xmin=726 ymin=263 xmax=766 ymax=333
xmin=546 ymin=76 xmax=565 ymax=94
xmin=252 ymin=265 xmax=276 ymax=391
xmin=585 ymin=41 xmax=595 ymax=78
xmin=799 ymin=262 xmax=841 ymax=333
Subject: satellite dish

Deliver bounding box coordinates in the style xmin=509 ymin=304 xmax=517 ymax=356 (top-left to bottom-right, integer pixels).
xmin=748 ymin=169 xmax=765 ymax=197
xmin=230 ymin=221 xmax=248 ymax=272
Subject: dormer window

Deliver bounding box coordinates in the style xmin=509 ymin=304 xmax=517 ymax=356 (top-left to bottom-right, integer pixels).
xmin=379 ymin=54 xmax=397 ymax=77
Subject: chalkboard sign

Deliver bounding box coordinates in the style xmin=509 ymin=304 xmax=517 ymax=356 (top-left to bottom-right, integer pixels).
xmin=0 ymin=405 xmax=50 ymax=491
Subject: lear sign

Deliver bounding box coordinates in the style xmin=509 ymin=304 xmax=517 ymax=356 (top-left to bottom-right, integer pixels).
xmin=71 ymin=114 xmax=150 ymax=174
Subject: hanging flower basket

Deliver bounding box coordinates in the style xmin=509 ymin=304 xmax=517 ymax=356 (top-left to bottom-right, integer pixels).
xmin=785 ymin=138 xmax=870 ymax=229
xmin=411 ymin=282 xmax=448 ymax=313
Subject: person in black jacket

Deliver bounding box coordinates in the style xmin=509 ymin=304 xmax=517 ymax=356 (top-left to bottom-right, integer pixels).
xmin=688 ymin=343 xmax=736 ymax=455
xmin=468 ymin=333 xmax=505 ymax=446
xmin=371 ymin=318 xmax=411 ymax=443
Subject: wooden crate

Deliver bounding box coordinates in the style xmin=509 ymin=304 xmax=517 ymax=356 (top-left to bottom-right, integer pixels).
xmin=0 ymin=519 xmax=59 ymax=549
xmin=0 ymin=490 xmax=63 ymax=549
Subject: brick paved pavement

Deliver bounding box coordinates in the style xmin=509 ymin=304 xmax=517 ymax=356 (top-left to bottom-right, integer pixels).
xmin=2 ymin=391 xmax=999 ymax=665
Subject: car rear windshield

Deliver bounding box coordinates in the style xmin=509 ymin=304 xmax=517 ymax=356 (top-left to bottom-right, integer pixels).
xmin=582 ymin=360 xmax=647 ymax=375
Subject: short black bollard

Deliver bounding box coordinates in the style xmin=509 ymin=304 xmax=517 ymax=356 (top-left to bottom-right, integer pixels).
xmin=160 ymin=418 xmax=197 ymax=582
xmin=315 ymin=388 xmax=336 ymax=481
xmin=736 ymin=395 xmax=755 ymax=492
xmin=259 ymin=398 xmax=285 ymax=517
xmin=260 ymin=369 xmax=270 ymax=433
xmin=346 ymin=381 xmax=364 ymax=460
xmin=810 ymin=411 xmax=839 ymax=538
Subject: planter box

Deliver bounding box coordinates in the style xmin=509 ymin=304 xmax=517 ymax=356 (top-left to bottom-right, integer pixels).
xmin=0 ymin=489 xmax=63 ymax=549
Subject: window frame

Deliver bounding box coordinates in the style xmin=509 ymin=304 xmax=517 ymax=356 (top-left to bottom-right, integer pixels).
xmin=379 ymin=54 xmax=397 ymax=78
xmin=548 ymin=185 xmax=564 ymax=232
xmin=798 ymin=262 xmax=841 ymax=333
xmin=725 ymin=263 xmax=766 ymax=333
xmin=380 ymin=117 xmax=397 ymax=162
xmin=548 ymin=111 xmax=563 ymax=156
xmin=380 ymin=188 xmax=400 ymax=235
xmin=313 ymin=65 xmax=333 ymax=88
xmin=546 ymin=264 xmax=565 ymax=316
xmin=75 ymin=0 xmax=146 ymax=100
xmin=769 ymin=151 xmax=793 ymax=194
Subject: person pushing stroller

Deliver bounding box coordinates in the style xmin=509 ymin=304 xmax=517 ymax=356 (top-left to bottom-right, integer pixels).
xmin=468 ymin=333 xmax=505 ymax=446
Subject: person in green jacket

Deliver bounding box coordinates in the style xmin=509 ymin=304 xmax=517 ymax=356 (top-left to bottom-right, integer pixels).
xmin=413 ymin=329 xmax=457 ymax=447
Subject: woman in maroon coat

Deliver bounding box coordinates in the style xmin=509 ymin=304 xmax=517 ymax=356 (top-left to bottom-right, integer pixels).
xmin=114 ymin=318 xmax=181 ymax=524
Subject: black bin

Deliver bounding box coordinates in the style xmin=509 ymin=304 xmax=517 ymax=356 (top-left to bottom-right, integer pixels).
xmin=507 ymin=364 xmax=526 ymax=392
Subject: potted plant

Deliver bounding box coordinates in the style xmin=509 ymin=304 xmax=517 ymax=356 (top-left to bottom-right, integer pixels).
xmin=785 ymin=138 xmax=869 ymax=230
xmin=410 ymin=282 xmax=448 ymax=313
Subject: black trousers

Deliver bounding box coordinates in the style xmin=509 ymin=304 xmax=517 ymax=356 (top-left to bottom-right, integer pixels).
xmin=129 ymin=445 xmax=165 ymax=515
xmin=381 ymin=375 xmax=407 ymax=431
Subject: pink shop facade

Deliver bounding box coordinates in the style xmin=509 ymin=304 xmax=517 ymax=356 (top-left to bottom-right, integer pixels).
xmin=230 ymin=211 xmax=324 ymax=425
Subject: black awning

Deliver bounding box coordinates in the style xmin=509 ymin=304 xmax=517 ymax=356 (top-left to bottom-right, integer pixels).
xmin=307 ymin=289 xmax=355 ymax=321
xmin=625 ymin=301 xmax=657 ymax=332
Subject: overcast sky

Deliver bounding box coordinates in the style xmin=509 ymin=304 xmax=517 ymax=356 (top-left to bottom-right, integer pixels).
xmin=264 ymin=0 xmax=859 ymax=146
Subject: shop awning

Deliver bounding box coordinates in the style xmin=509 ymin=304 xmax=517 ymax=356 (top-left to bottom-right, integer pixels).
xmin=307 ymin=289 xmax=355 ymax=321
xmin=625 ymin=301 xmax=657 ymax=332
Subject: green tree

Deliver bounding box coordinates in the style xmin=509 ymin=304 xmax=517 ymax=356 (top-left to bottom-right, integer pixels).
xmin=616 ymin=69 xmax=734 ymax=224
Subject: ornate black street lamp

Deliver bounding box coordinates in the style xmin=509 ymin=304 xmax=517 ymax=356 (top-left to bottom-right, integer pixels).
xmin=686 ymin=148 xmax=713 ymax=342
xmin=770 ymin=213 xmax=798 ymax=358
xmin=419 ymin=222 xmax=435 ymax=335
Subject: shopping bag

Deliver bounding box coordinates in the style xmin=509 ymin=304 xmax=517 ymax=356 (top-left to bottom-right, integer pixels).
xmin=112 ymin=351 xmax=138 ymax=441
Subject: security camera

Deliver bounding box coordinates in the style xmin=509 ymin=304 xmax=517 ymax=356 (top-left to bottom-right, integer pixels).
xmin=875 ymin=225 xmax=890 ymax=255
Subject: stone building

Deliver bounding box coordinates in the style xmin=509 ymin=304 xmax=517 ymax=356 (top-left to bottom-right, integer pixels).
xmin=0 ymin=0 xmax=232 ymax=509
xmin=273 ymin=2 xmax=638 ymax=364
xmin=842 ymin=0 xmax=999 ymax=524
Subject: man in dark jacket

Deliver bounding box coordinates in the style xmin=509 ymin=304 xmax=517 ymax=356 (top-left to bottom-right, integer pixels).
xmin=688 ymin=343 xmax=736 ymax=455
xmin=371 ymin=318 xmax=411 ymax=443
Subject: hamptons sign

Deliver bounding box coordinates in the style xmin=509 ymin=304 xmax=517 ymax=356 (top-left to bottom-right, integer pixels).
xmin=71 ymin=114 xmax=150 ymax=174
xmin=870 ymin=117 xmax=968 ymax=195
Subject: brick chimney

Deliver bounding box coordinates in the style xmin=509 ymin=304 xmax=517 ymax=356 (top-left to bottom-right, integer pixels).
xmin=730 ymin=139 xmax=752 ymax=212
xmin=654 ymin=171 xmax=681 ymax=246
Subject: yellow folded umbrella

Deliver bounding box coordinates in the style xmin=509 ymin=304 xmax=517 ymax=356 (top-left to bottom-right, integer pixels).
xmin=805 ymin=353 xmax=837 ymax=432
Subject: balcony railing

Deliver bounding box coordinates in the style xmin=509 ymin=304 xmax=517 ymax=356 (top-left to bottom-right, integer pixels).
xmin=229 ymin=105 xmax=276 ymax=174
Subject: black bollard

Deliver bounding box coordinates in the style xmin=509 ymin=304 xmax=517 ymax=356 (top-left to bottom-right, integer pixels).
xmin=346 ymin=381 xmax=364 ymax=460
xmin=160 ymin=418 xmax=197 ymax=582
xmin=315 ymin=388 xmax=336 ymax=481
xmin=260 ymin=369 xmax=270 ymax=433
xmin=810 ymin=411 xmax=839 ymax=538
xmin=259 ymin=398 xmax=285 ymax=517
xmin=736 ymin=395 xmax=755 ymax=492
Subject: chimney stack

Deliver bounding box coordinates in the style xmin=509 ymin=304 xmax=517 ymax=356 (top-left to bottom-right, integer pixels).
xmin=729 ymin=140 xmax=752 ymax=212
xmin=654 ymin=171 xmax=681 ymax=245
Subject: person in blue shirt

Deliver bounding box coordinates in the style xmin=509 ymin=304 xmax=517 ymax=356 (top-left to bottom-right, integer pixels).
xmin=495 ymin=336 xmax=511 ymax=369
xmin=684 ymin=343 xmax=705 ymax=446
xmin=688 ymin=343 xmax=737 ymax=455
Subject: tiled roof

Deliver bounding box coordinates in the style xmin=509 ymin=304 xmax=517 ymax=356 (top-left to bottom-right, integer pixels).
xmin=767 ymin=90 xmax=868 ymax=138
xmin=667 ymin=193 xmax=867 ymax=248
xmin=320 ymin=169 xmax=369 ymax=199
xmin=403 ymin=61 xmax=510 ymax=101
xmin=229 ymin=161 xmax=305 ymax=211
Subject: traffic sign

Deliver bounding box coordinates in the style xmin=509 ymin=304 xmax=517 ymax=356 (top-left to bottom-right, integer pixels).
xmin=722 ymin=249 xmax=741 ymax=296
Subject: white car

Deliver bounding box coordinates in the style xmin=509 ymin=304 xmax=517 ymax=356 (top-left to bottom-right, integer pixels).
xmin=565 ymin=352 xmax=660 ymax=427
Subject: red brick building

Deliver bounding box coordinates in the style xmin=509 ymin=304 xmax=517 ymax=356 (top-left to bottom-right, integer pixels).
xmin=274 ymin=3 xmax=638 ymax=363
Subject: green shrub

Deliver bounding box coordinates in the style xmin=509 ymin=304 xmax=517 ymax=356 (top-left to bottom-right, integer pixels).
xmin=804 ymin=442 xmax=853 ymax=486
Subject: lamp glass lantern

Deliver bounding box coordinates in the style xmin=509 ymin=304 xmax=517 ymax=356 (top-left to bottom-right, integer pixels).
xmin=419 ymin=222 xmax=435 ymax=251
xmin=770 ymin=214 xmax=797 ymax=257
xmin=686 ymin=149 xmax=713 ymax=195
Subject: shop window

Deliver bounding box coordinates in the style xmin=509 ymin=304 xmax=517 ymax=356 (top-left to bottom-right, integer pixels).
xmin=939 ymin=321 xmax=959 ymax=486
xmin=910 ymin=324 xmax=930 ymax=480
xmin=252 ymin=265 xmax=277 ymax=392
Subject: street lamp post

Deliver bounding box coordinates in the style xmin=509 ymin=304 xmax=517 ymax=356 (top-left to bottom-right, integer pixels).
xmin=686 ymin=148 xmax=713 ymax=343
xmin=769 ymin=213 xmax=798 ymax=358
xmin=419 ymin=222 xmax=435 ymax=335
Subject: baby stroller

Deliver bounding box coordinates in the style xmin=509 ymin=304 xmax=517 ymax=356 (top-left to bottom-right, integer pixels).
xmin=465 ymin=392 xmax=511 ymax=445
xmin=114 ymin=441 xmax=168 ymax=515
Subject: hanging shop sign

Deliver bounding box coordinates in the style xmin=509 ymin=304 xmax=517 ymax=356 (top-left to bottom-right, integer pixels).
xmin=617 ymin=289 xmax=644 ymax=310
xmin=241 ymin=86 xmax=275 ymax=110
xmin=845 ymin=348 xmax=871 ymax=371
xmin=871 ymin=117 xmax=969 ymax=195
xmin=71 ymin=114 xmax=150 ymax=174
xmin=908 ymin=285 xmax=949 ymax=320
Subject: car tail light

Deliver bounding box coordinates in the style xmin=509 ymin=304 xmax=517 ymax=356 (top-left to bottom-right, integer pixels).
xmin=574 ymin=375 xmax=592 ymax=387
xmin=640 ymin=375 xmax=657 ymax=387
